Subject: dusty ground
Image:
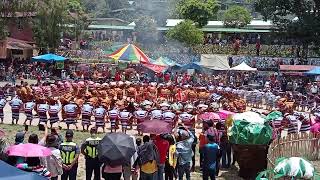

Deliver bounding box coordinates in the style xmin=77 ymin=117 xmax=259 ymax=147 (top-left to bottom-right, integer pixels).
xmin=0 ymin=80 xmax=318 ymax=179
xmin=0 ymin=124 xmax=242 ymax=180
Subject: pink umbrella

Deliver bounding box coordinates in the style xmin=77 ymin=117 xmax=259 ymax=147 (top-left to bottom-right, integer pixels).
xmin=219 ymin=110 xmax=235 ymax=120
xmin=7 ymin=143 xmax=52 ymax=157
xmin=199 ymin=112 xmax=220 ymax=121
xmin=140 ymin=120 xmax=172 ymax=134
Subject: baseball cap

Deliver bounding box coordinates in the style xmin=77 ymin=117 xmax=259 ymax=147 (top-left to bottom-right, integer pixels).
xmin=66 ymin=129 xmax=74 ymax=138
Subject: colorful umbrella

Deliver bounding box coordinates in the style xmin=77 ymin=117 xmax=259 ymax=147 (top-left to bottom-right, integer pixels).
xmin=140 ymin=120 xmax=172 ymax=134
xmin=107 ymin=44 xmax=150 ymax=64
xmin=7 ymin=143 xmax=52 ymax=157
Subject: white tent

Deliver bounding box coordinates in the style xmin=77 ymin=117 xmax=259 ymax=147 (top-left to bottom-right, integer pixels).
xmin=231 ymin=62 xmax=257 ymax=71
xmin=198 ymin=54 xmax=230 ymax=70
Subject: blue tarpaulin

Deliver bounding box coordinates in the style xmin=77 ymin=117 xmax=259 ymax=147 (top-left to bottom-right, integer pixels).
xmin=32 ymin=53 xmax=66 ymax=63
xmin=181 ymin=62 xmax=203 ymax=71
xmin=0 ymin=160 xmax=46 ymax=180
xmin=305 ymin=67 xmax=320 ymax=75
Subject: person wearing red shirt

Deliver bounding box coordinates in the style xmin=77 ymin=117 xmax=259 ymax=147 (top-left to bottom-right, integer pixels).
xmin=114 ymin=71 xmax=121 ymax=81
xmin=164 ymin=73 xmax=171 ymax=83
xmin=154 ymin=134 xmax=169 ymax=180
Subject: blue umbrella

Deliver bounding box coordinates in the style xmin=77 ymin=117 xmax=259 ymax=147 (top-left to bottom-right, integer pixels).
xmin=305 ymin=67 xmax=320 ymax=75
xmin=32 ymin=53 xmax=66 ymax=63
xmin=0 ymin=160 xmax=46 ymax=180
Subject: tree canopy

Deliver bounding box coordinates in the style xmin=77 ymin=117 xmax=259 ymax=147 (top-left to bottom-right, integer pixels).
xmin=166 ymin=20 xmax=204 ymax=46
xmin=255 ymin=0 xmax=320 ymax=47
xmin=223 ymin=6 xmax=252 ymax=28
xmin=176 ymin=0 xmax=219 ymax=28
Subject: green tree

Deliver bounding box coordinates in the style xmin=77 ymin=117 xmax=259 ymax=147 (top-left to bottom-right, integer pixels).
xmin=223 ymin=6 xmax=252 ymax=28
xmin=166 ymin=20 xmax=204 ymax=46
xmin=0 ymin=0 xmax=36 ymax=40
xmin=81 ymin=0 xmax=110 ymax=17
xmin=134 ymin=16 xmax=158 ymax=45
xmin=177 ymin=0 xmax=219 ymax=28
xmin=33 ymin=0 xmax=69 ymax=51
xmin=255 ymin=0 xmax=320 ymax=60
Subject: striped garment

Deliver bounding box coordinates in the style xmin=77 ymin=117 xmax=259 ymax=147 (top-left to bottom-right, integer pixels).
xmin=82 ymin=104 xmax=93 ymax=126
xmin=134 ymin=110 xmax=148 ymax=123
xmin=11 ymin=98 xmax=22 ymax=120
xmin=49 ymin=105 xmax=61 ymax=124
xmin=179 ymin=112 xmax=194 ymax=129
xmin=25 ymin=102 xmax=35 ymax=121
xmin=64 ymin=104 xmax=78 ymax=124
xmin=0 ymin=99 xmax=6 ymax=118
xmin=150 ymin=109 xmax=162 ymax=120
xmin=299 ymin=114 xmax=311 ymax=132
xmin=119 ymin=111 xmax=131 ymax=129
xmin=109 ymin=109 xmax=119 ymax=128
xmin=134 ymin=110 xmax=148 ymax=131
xmin=38 ymin=104 xmax=49 ymax=123
xmin=287 ymin=115 xmax=299 ymax=134
xmin=94 ymin=107 xmax=106 ymax=127
xmin=162 ymin=111 xmax=175 ymax=124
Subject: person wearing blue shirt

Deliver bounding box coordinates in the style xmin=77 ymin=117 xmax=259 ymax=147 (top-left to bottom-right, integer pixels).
xmin=203 ymin=134 xmax=221 ymax=180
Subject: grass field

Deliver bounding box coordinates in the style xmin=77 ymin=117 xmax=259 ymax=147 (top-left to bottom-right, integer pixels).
xmin=0 ymin=123 xmax=319 ymax=180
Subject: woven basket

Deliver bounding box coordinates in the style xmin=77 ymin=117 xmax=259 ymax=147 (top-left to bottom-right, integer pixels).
xmin=232 ymin=144 xmax=269 ymax=180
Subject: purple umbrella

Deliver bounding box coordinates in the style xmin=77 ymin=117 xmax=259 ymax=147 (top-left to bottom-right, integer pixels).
xmin=140 ymin=120 xmax=172 ymax=134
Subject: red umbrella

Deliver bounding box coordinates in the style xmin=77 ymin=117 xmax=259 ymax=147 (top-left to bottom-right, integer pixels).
xmin=7 ymin=143 xmax=52 ymax=157
xmin=140 ymin=120 xmax=172 ymax=134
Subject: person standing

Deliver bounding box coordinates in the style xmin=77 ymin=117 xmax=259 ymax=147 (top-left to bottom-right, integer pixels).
xmin=10 ymin=96 xmax=23 ymax=124
xmin=133 ymin=106 xmax=148 ymax=135
xmin=202 ymin=134 xmax=221 ymax=180
xmin=59 ymin=130 xmax=80 ymax=180
xmin=37 ymin=101 xmax=49 ymax=126
xmin=0 ymin=98 xmax=6 ymax=123
xmin=44 ymin=134 xmax=63 ymax=180
xmin=175 ymin=127 xmax=194 ymax=180
xmin=118 ymin=108 xmax=132 ymax=134
xmin=81 ymin=127 xmax=102 ymax=180
xmin=63 ymin=101 xmax=79 ymax=130
xmin=134 ymin=135 xmax=159 ymax=180
xmin=164 ymin=135 xmax=177 ymax=180
xmin=154 ymin=134 xmax=170 ymax=180
xmin=81 ymin=102 xmax=94 ymax=131
xmin=24 ymin=100 xmax=35 ymax=125
xmin=48 ymin=100 xmax=61 ymax=128
xmin=108 ymin=107 xmax=119 ymax=133
xmin=93 ymin=105 xmax=107 ymax=133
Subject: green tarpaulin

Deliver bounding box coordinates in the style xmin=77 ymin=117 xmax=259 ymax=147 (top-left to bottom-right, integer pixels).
xmin=229 ymin=120 xmax=272 ymax=145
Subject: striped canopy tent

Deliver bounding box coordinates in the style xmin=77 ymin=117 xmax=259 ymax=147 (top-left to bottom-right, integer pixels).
xmin=107 ymin=44 xmax=150 ymax=64
xmin=154 ymin=57 xmax=181 ymax=67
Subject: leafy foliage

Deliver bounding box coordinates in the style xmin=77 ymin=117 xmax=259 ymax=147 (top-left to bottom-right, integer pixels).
xmin=0 ymin=0 xmax=36 ymax=40
xmin=32 ymin=0 xmax=70 ymax=51
xmin=223 ymin=6 xmax=252 ymax=28
xmin=166 ymin=20 xmax=204 ymax=46
xmin=176 ymin=0 xmax=219 ymax=28
xmin=255 ymin=0 xmax=320 ymax=48
xmin=134 ymin=16 xmax=158 ymax=44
